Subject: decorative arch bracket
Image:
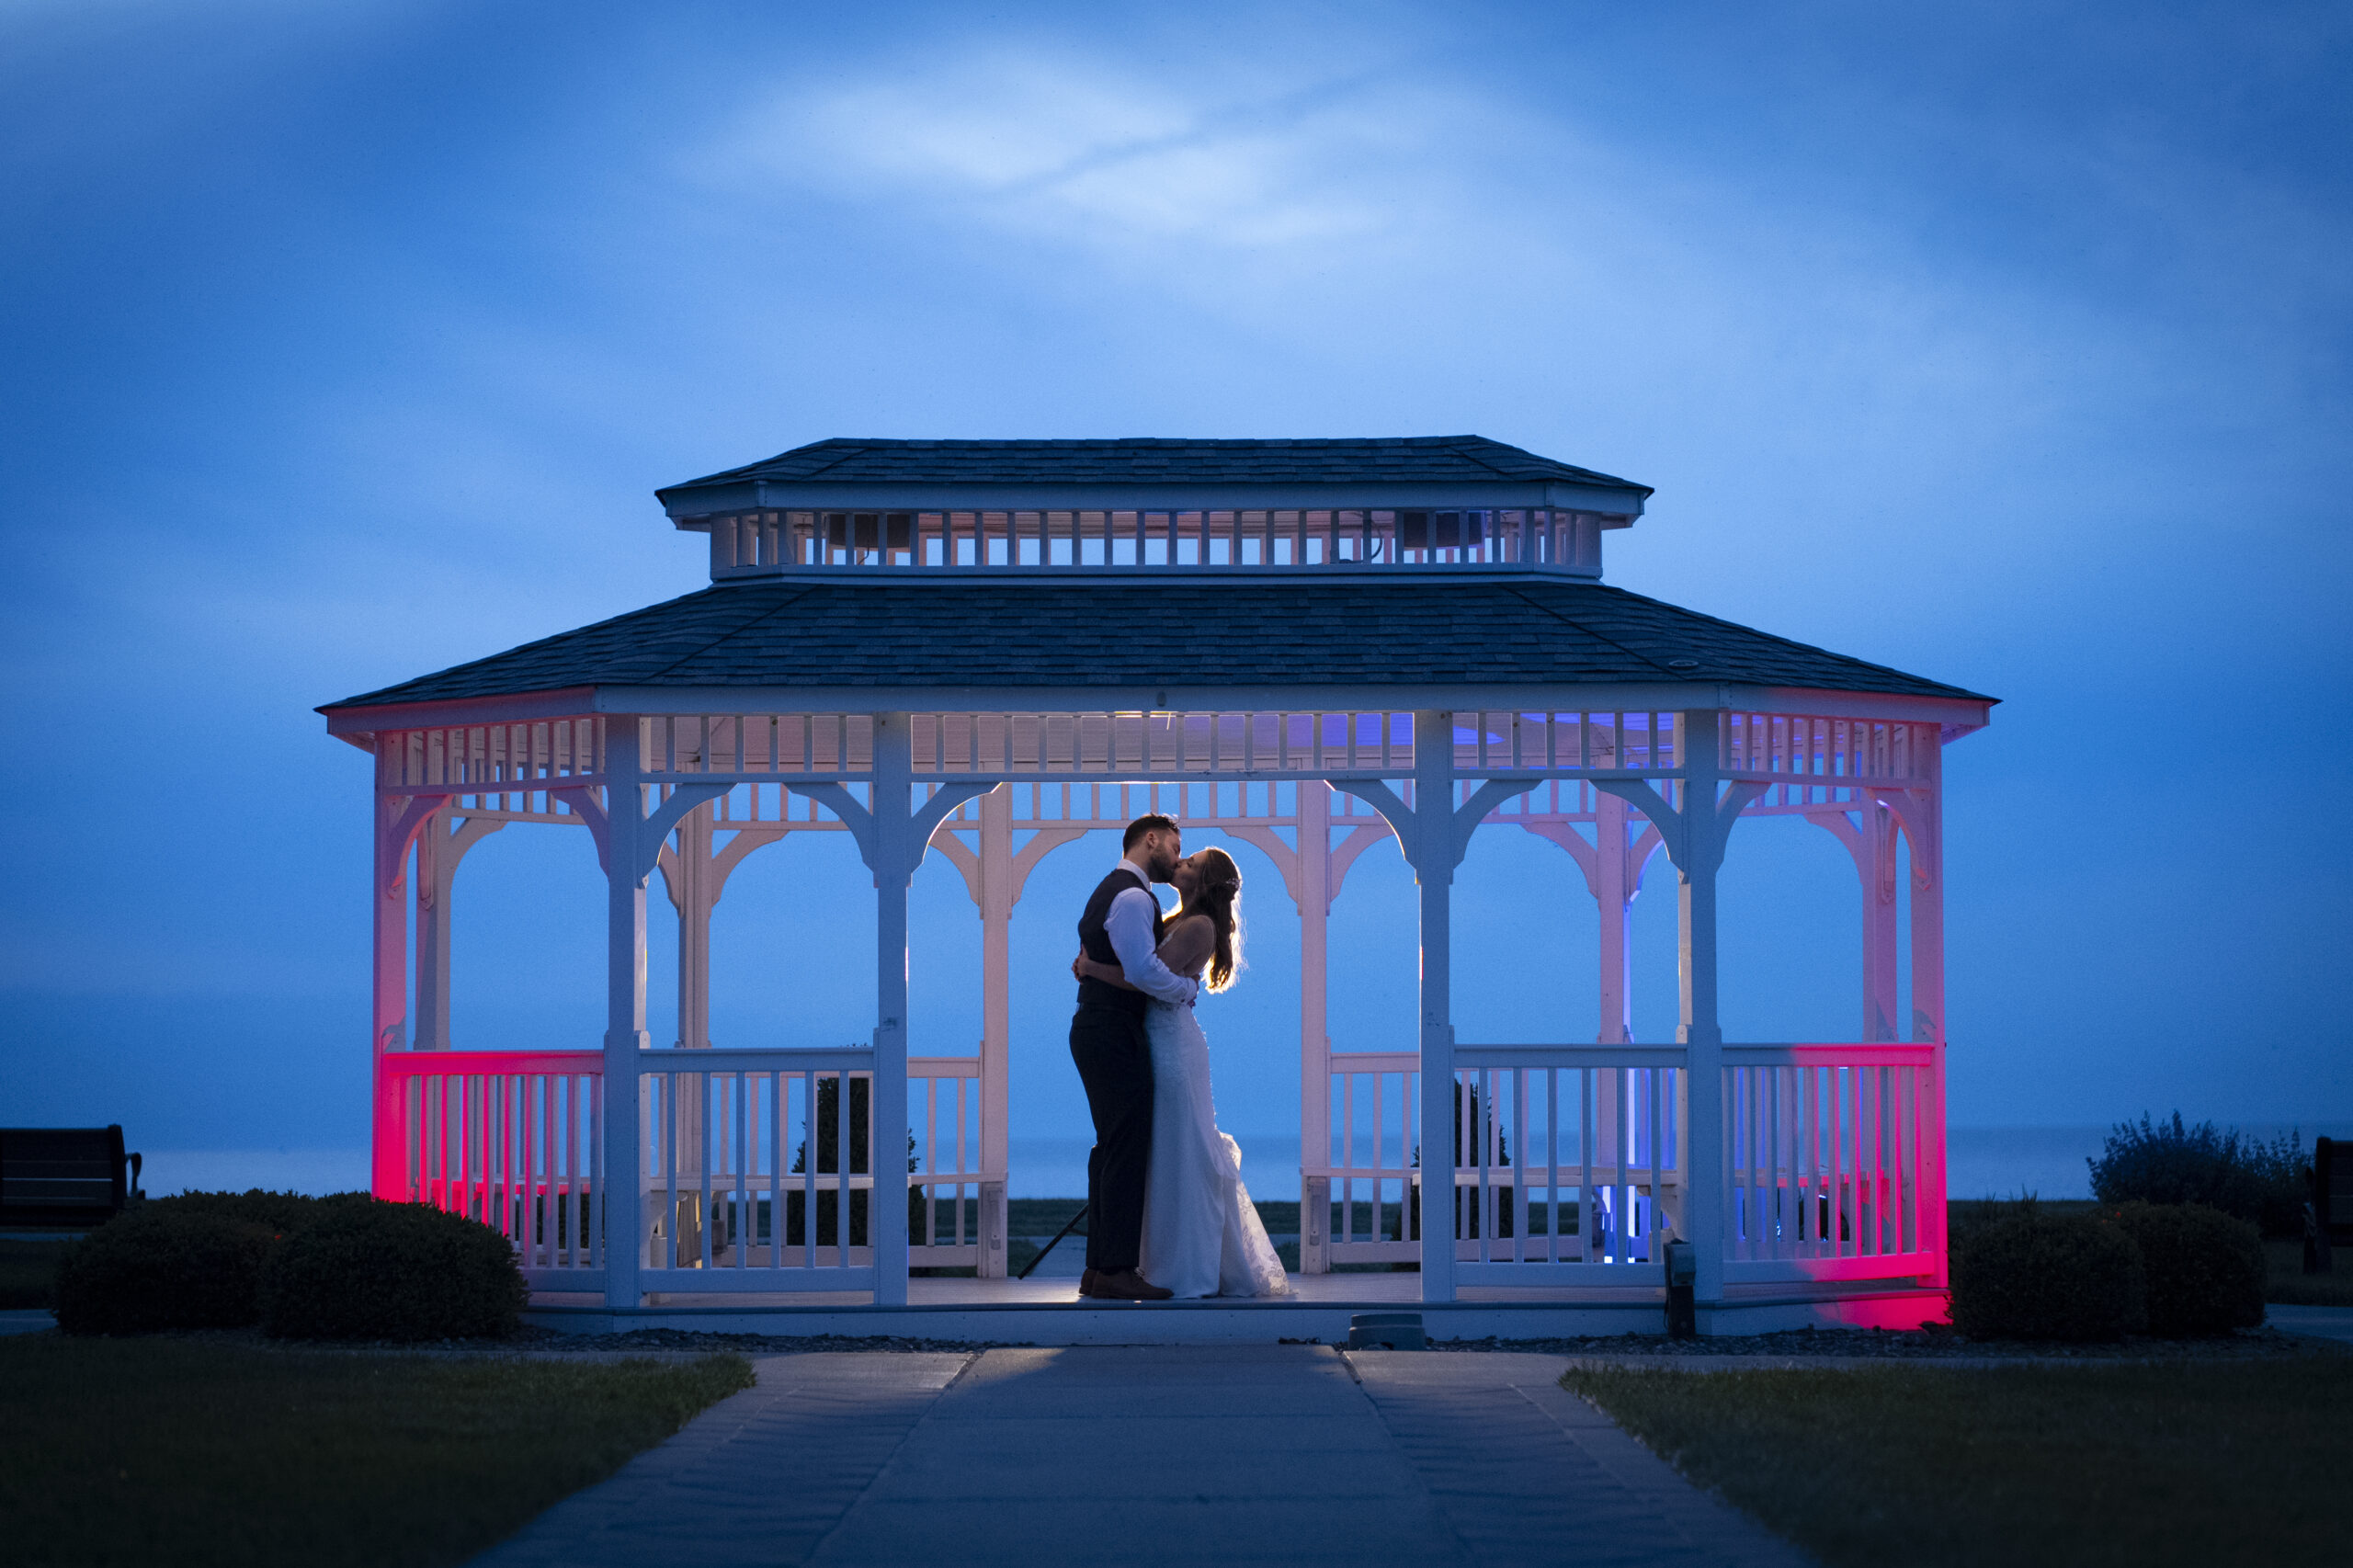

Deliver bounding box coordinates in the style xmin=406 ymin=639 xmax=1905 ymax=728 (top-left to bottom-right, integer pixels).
xmin=378 ymin=792 xmax=452 ymax=889
xmin=1328 ymin=777 xmax=1536 ymax=880
xmin=793 ymin=780 xmax=997 ymax=883
xmin=549 ymin=786 xmax=611 ymax=871
xmin=1595 ymin=778 xmax=1767 ymax=875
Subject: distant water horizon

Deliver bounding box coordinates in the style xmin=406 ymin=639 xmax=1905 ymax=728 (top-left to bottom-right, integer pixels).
xmin=137 ymin=1122 xmax=2350 ymax=1201
xmin=1014 ymin=1122 xmax=2349 ymax=1201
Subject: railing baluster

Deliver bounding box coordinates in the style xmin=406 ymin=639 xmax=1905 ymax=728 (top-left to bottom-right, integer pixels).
xmin=835 ymin=1071 xmax=851 ymax=1270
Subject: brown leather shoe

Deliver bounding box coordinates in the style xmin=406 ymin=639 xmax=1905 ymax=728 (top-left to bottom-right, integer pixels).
xmin=1077 ymin=1268 xmax=1101 ymax=1298
xmin=1088 ymin=1269 xmax=1175 ymax=1301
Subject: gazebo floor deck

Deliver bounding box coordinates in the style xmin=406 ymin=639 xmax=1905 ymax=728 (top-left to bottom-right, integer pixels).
xmin=524 ymin=1273 xmax=1943 ymax=1344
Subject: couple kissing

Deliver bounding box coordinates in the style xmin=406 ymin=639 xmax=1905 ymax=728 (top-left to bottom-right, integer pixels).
xmin=1066 ymin=815 xmax=1291 ymax=1301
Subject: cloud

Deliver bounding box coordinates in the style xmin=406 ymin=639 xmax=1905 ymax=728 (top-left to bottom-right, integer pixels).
xmin=699 ymin=47 xmax=1425 ymax=252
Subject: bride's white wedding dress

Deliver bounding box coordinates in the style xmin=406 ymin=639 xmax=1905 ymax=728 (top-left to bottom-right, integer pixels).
xmin=1137 ymin=997 xmax=1290 ymax=1298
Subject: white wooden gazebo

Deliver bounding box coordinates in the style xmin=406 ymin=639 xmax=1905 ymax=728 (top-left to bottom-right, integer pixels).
xmin=320 ymin=437 xmax=1993 ymax=1338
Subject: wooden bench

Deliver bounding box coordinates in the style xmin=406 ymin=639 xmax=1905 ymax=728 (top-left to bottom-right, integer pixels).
xmin=2307 ymin=1136 xmax=2352 ymax=1273
xmin=0 ymin=1126 xmax=142 ymax=1229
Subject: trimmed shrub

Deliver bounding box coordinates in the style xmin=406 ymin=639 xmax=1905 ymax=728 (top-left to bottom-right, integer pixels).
xmin=145 ymin=1187 xmax=368 ymax=1234
xmin=54 ymin=1208 xmax=277 ymax=1335
xmin=1950 ymin=1206 xmax=2146 ymax=1342
xmin=2089 ymin=1114 xmax=2310 ymax=1236
xmin=2107 ymin=1201 xmax=2265 ymax=1337
xmin=260 ymin=1199 xmax=526 ymax=1341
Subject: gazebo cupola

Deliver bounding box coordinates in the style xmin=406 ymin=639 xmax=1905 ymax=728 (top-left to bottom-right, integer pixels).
xmin=660 ymin=436 xmax=1649 ymax=579
xmin=322 ymin=434 xmax=1994 ymax=1338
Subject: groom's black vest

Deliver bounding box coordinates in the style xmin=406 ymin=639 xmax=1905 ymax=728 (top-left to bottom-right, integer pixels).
xmin=1076 ymin=869 xmax=1164 ymax=1018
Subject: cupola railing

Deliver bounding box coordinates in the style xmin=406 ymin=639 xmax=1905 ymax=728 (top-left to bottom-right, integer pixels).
xmin=690 ymin=506 xmax=1621 ymax=578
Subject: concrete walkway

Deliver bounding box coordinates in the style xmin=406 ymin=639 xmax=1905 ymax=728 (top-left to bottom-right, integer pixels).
xmin=2267 ymin=1303 xmax=2353 ymax=1343
xmin=470 ymin=1346 xmax=1810 ymax=1568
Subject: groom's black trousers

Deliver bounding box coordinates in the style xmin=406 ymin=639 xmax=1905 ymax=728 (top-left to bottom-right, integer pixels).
xmin=1069 ymin=1004 xmax=1154 ymax=1275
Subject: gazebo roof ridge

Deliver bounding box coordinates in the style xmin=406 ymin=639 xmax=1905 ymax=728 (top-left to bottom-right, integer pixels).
xmin=656 ymin=434 xmax=1655 ymax=519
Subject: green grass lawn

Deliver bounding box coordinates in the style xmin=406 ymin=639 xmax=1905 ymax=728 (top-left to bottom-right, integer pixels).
xmin=0 ymin=1335 xmax=754 ymax=1568
xmin=1568 ymin=1357 xmax=2353 ymax=1568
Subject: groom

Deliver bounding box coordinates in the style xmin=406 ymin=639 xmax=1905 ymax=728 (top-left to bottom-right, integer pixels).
xmin=1068 ymin=813 xmax=1199 ymax=1301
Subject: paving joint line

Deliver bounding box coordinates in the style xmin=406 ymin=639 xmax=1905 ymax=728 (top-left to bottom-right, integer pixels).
xmin=801 ymin=1352 xmax=977 ymax=1565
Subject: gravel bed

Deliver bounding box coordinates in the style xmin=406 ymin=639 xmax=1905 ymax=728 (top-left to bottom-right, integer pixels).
xmin=33 ymin=1324 xmax=1030 ymax=1358
xmin=1430 ymin=1324 xmax=2347 ymax=1360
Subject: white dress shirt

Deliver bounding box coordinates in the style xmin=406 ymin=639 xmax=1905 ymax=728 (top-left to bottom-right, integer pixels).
xmin=1104 ymin=861 xmax=1199 ymax=1007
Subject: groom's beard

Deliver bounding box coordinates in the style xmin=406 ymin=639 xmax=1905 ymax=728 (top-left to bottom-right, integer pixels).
xmin=1149 ymin=849 xmax=1178 ymax=882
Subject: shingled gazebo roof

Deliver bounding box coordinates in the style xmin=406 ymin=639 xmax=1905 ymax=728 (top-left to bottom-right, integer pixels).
xmin=325 ymin=575 xmax=1992 ymax=712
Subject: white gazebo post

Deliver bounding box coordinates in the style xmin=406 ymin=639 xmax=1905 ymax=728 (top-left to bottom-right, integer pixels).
xmin=974 ymin=784 xmax=1014 ymax=1278
xmin=1906 ymin=741 xmax=1946 ymax=1047
xmin=670 ymin=800 xmax=715 ymax=1052
xmin=370 ymin=776 xmax=448 ymax=1199
xmin=1861 ymin=801 xmax=1901 ymax=1042
xmin=1674 ymin=710 xmax=1731 ymax=1308
xmin=869 ymin=713 xmax=915 ymax=1305
xmin=1590 ymin=790 xmax=1649 ymax=1227
xmin=1413 ymin=714 xmax=1458 ymax=1303
xmin=1296 ymin=781 xmax=1333 ymax=1275
xmin=369 ymin=790 xmax=414 ymax=1199
xmin=1403 ymin=710 xmax=1479 ymax=1303
xmin=412 ymin=807 xmax=448 ymax=1052
xmin=599 ymin=721 xmax=650 ymax=1310
xmin=657 ymin=797 xmax=714 ymax=1263
xmin=1594 ymin=790 xmax=1640 ymax=1048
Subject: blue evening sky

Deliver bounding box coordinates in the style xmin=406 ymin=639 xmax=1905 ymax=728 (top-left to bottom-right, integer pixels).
xmin=3 ymin=1 xmax=2347 ymax=1179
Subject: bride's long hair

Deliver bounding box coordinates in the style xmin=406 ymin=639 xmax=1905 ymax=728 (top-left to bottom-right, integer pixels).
xmin=1185 ymin=847 xmax=1245 ymax=994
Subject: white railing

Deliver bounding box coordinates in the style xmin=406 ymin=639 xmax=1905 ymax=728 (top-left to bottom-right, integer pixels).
xmin=1314 ymin=1047 xmax=1686 ymax=1279
xmin=1319 ymin=1051 xmax=1419 ymax=1265
xmin=384 ymin=1041 xmax=1940 ymax=1296
xmin=1722 ymin=1044 xmax=1943 ymax=1283
xmin=1450 ymin=1049 xmax=1685 ymax=1280
xmin=700 ymin=506 xmax=1610 ymax=577
xmin=381 ymin=1051 xmax=606 ymax=1284
xmin=382 ymin=1047 xmax=998 ymax=1294
xmin=640 ymin=1049 xmax=872 ymax=1290
xmin=908 ymin=1056 xmax=993 ymax=1267
xmin=1320 ymin=1043 xmax=1945 ymax=1287
xmin=637 ymin=1050 xmax=998 ymax=1292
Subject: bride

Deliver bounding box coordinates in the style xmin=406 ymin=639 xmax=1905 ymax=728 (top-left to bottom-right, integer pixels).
xmin=1074 ymin=847 xmax=1290 ymax=1299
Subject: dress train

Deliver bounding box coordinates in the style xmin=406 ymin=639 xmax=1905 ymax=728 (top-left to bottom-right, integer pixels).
xmin=1137 ymin=1000 xmax=1290 ymax=1299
